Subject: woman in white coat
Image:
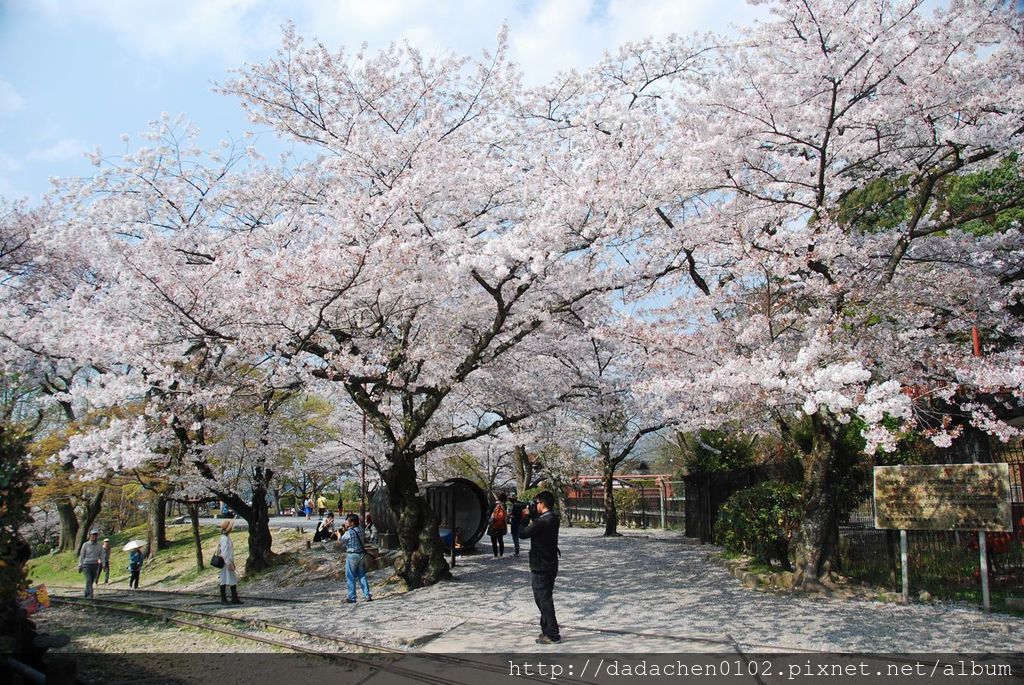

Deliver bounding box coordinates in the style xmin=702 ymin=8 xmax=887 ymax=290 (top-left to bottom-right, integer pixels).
xmin=217 ymin=519 xmax=242 ymax=605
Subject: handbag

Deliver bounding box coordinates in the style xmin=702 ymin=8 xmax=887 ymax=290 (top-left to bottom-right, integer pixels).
xmin=210 ymin=553 xmax=225 ymax=569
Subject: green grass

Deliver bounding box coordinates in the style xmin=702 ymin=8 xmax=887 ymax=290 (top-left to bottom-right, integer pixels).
xmin=26 ymin=523 xmax=305 ymax=591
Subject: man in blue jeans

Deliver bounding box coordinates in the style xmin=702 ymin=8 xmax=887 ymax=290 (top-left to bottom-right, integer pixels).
xmin=519 ymin=491 xmax=561 ymax=644
xmin=339 ymin=514 xmax=372 ymax=603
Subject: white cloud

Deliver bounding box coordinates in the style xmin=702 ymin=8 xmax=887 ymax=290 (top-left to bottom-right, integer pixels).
xmin=0 ymin=78 xmax=26 ymax=116
xmin=0 ymin=151 xmax=23 ymax=174
xmin=26 ymin=138 xmax=89 ymax=162
xmin=29 ymin=1 xmax=765 ymax=82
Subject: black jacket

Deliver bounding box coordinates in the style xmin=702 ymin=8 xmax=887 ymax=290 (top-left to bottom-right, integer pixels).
xmin=519 ymin=510 xmax=560 ymax=576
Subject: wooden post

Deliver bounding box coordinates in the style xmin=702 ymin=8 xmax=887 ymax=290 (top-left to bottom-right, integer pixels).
xmin=900 ymin=529 xmax=909 ymax=604
xmin=979 ymin=531 xmax=990 ymax=612
xmin=659 ymin=479 xmax=667 ymax=529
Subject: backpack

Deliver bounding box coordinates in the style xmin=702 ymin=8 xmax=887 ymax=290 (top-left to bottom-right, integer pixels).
xmin=490 ymin=503 xmax=507 ymax=533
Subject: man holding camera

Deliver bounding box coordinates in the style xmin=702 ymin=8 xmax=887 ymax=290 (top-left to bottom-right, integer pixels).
xmin=519 ymin=491 xmax=561 ymax=644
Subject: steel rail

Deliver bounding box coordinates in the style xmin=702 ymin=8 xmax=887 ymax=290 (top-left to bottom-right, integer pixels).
xmin=49 ymin=596 xmax=467 ymax=685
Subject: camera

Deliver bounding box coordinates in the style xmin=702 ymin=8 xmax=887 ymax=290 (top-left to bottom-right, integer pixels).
xmin=528 ymin=501 xmax=538 ymax=518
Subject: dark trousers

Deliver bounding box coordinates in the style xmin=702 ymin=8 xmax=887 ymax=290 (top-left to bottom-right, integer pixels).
xmin=129 ymin=568 xmax=140 ymax=588
xmin=531 ymin=572 xmax=559 ymax=639
xmin=511 ymin=524 xmax=521 ymax=555
xmin=490 ymin=533 xmax=504 ymax=557
xmin=83 ymin=563 xmax=101 ymax=597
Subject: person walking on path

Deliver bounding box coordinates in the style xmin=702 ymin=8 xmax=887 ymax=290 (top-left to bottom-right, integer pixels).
xmin=488 ymin=492 xmax=508 ymax=558
xmin=519 ymin=491 xmax=561 ymax=644
xmin=217 ymin=519 xmax=243 ymax=605
xmin=339 ymin=514 xmax=372 ymax=603
xmin=508 ymin=494 xmax=527 ymax=557
xmin=101 ymin=539 xmax=112 ymax=584
xmin=128 ymin=548 xmax=143 ymax=588
xmin=78 ymin=529 xmax=104 ymax=598
xmin=303 ymin=497 xmax=313 ymax=520
xmin=316 ymin=493 xmax=327 ymax=517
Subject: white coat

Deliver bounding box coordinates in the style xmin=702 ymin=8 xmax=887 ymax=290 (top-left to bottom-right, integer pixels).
xmin=218 ymin=533 xmax=238 ymax=585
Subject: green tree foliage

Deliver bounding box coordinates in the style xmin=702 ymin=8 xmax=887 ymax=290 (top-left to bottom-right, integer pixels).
xmin=0 ymin=426 xmax=33 ymax=605
xmin=715 ymin=481 xmax=802 ymax=569
xmin=612 ymin=486 xmax=641 ymax=525
xmin=679 ymin=428 xmax=755 ymax=474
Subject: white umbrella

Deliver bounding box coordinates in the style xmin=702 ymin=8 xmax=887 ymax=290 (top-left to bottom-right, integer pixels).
xmin=122 ymin=540 xmax=146 ymax=552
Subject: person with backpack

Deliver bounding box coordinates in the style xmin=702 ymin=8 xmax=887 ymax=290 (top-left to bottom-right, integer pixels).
xmin=488 ymin=492 xmax=508 ymax=558
xmin=339 ymin=514 xmax=372 ymax=603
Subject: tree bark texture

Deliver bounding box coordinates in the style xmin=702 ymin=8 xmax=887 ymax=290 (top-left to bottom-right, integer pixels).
xmin=57 ymin=501 xmax=79 ymax=552
xmin=384 ymin=452 xmax=451 ymax=589
xmin=145 ymin=493 xmax=168 ymax=557
xmin=74 ymin=488 xmax=106 ymax=551
xmin=789 ymin=415 xmax=838 ymax=588
xmin=513 ymin=445 xmax=533 ymax=495
xmin=602 ymin=460 xmax=619 ymax=537
xmin=243 ymin=486 xmax=275 ymax=573
xmin=188 ymin=503 xmax=204 ymax=570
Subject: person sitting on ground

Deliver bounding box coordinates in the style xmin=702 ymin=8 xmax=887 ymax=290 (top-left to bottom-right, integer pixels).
xmin=313 ymin=513 xmax=335 ymax=543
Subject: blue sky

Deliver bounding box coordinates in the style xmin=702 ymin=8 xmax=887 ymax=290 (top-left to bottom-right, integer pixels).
xmin=0 ymin=1 xmax=777 ymax=201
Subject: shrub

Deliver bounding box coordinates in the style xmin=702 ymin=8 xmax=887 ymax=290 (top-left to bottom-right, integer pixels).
xmin=613 ymin=487 xmax=641 ymax=525
xmin=714 ymin=481 xmax=801 ymax=569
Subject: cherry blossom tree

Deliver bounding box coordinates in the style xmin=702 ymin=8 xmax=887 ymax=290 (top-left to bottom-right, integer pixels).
xmin=218 ymin=27 xmax=662 ymax=587
xmin=620 ymin=0 xmax=1024 ymax=587
xmin=554 ymin=333 xmax=671 ymax=536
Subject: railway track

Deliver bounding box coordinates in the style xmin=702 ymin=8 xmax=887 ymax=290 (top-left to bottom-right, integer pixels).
xmin=50 ymin=594 xmax=594 ymax=685
xmin=46 ymin=585 xmax=310 ymax=605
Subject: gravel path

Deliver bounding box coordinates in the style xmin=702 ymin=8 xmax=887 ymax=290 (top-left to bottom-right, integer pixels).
xmin=36 ymin=527 xmax=1024 ymax=654
xmin=231 ymin=527 xmax=1024 ymax=653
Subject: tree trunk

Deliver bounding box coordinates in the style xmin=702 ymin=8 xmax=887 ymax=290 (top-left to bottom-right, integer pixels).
xmin=146 ymin=493 xmax=168 ymax=558
xmin=789 ymin=414 xmax=838 ymax=589
xmin=513 ymin=445 xmax=532 ymax=495
xmin=75 ymin=488 xmax=106 ymax=551
xmin=602 ymin=458 xmax=619 ymax=537
xmin=554 ymin=486 xmax=572 ymax=528
xmin=188 ymin=503 xmax=204 ymax=570
xmin=57 ymin=500 xmax=79 ymax=552
xmin=384 ymin=452 xmax=451 ymax=589
xmin=242 ymin=486 xmax=275 ymax=574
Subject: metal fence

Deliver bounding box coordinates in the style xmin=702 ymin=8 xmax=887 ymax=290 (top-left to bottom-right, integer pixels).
xmin=566 ymin=481 xmax=686 ymax=529
xmin=838 ymin=437 xmax=1024 ymax=607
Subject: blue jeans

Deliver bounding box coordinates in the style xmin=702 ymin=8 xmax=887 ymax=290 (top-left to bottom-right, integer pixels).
xmin=346 ymin=552 xmax=371 ymax=600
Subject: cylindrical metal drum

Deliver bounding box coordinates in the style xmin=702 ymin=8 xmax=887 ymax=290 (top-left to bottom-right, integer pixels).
xmin=369 ymin=478 xmax=489 ymax=548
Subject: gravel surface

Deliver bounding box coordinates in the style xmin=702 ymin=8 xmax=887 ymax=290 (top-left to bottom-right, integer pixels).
xmin=35 ymin=527 xmax=1024 ymax=654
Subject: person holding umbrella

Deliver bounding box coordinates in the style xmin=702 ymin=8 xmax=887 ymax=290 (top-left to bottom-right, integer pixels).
xmin=217 ymin=519 xmax=242 ymax=605
xmin=121 ymin=539 xmax=146 ymax=589
xmin=78 ymin=529 xmax=103 ymax=597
